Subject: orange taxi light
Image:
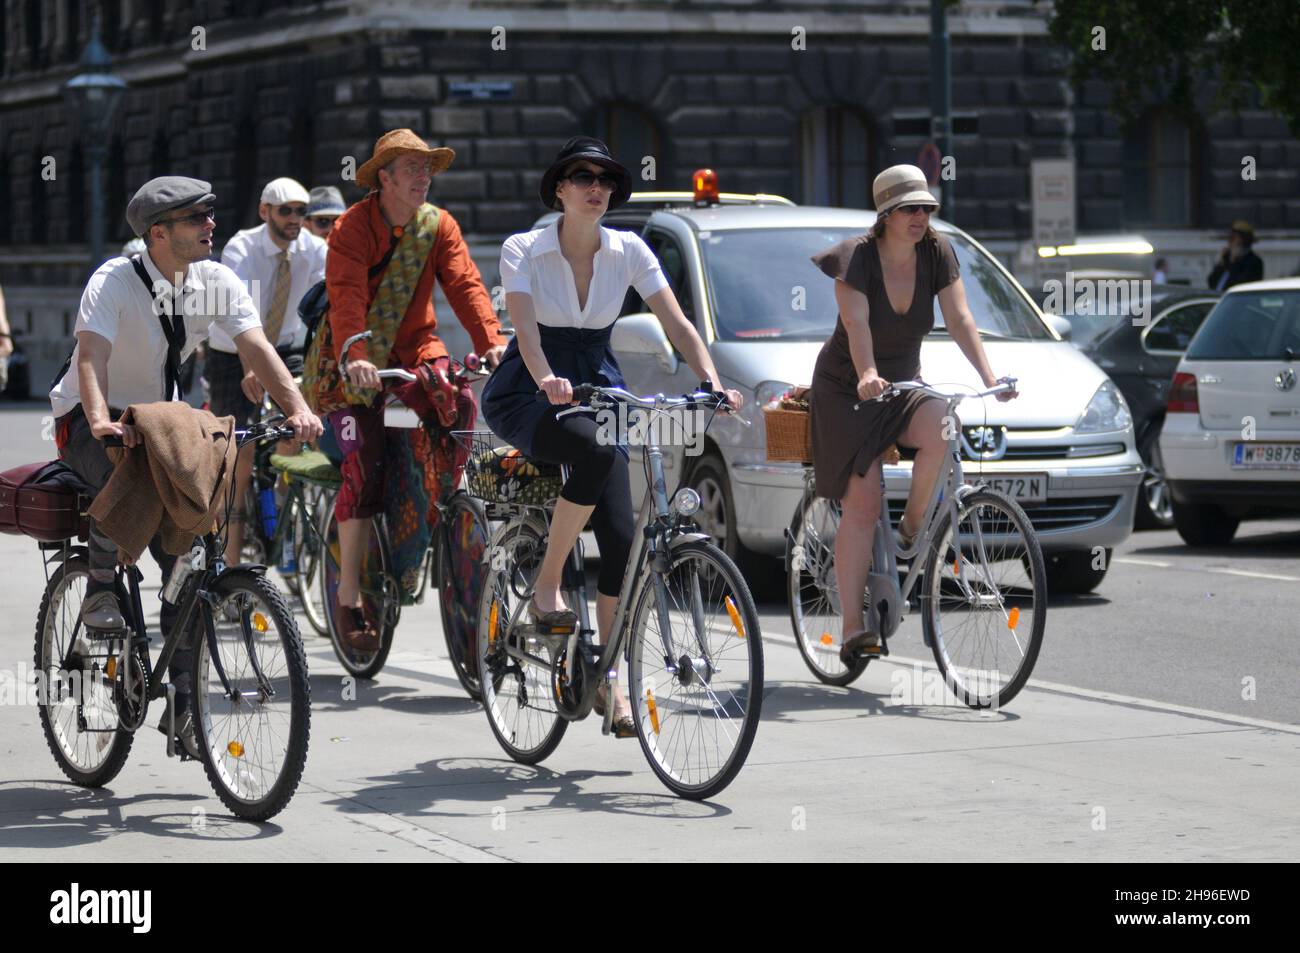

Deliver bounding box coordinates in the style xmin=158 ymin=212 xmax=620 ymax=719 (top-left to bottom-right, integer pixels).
xmin=693 ymin=168 xmax=720 ymax=205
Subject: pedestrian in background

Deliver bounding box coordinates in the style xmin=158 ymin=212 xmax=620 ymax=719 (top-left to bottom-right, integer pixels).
xmin=1153 ymin=258 xmax=1169 ymax=285
xmin=1207 ymin=220 xmax=1263 ymax=290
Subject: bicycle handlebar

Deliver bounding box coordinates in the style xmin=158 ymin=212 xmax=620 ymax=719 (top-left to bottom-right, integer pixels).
xmin=854 ymin=377 xmax=1018 ymax=411
xmin=543 ymin=382 xmax=750 ymax=427
xmin=339 ymin=330 xmax=487 ymax=384
xmin=102 ymin=422 xmax=297 ymax=449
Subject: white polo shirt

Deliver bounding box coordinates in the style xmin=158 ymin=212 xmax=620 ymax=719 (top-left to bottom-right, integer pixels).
xmin=499 ymin=220 xmax=668 ymax=329
xmin=50 ymin=253 xmax=262 ymax=418
xmin=210 ymin=224 xmax=327 ymax=353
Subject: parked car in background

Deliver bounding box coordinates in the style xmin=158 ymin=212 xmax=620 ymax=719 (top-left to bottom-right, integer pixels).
xmin=1160 ymin=278 xmax=1300 ymax=546
xmin=1079 ymin=288 xmax=1220 ymax=528
xmin=526 ymin=177 xmax=1144 ymax=594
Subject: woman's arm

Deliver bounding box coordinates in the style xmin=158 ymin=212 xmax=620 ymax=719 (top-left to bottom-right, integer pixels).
xmin=937 ymin=278 xmax=1015 ymax=399
xmin=505 ymin=291 xmax=573 ymax=404
xmin=835 ymin=280 xmax=888 ymax=400
xmin=643 ymin=287 xmax=743 ymax=408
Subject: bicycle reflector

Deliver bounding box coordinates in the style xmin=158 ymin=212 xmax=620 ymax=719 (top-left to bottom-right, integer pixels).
xmin=645 ymin=688 xmax=661 ymax=735
xmin=488 ymin=600 xmax=499 ymax=643
xmin=1007 ymin=606 xmax=1020 ymax=631
xmin=693 ymin=168 xmax=720 ymax=205
xmin=725 ymin=595 xmax=746 ymax=639
xmin=227 ymin=741 xmax=244 ymax=758
xmin=820 ymin=633 xmax=833 ymax=646
xmin=252 ymin=612 xmax=269 ymax=633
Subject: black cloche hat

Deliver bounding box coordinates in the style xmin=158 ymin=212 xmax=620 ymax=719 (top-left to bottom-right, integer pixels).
xmin=539 ymin=136 xmax=633 ymax=211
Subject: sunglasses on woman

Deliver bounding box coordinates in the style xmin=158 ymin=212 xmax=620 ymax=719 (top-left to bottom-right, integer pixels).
xmin=563 ymin=170 xmax=620 ymax=191
xmin=896 ymin=204 xmax=935 ymax=216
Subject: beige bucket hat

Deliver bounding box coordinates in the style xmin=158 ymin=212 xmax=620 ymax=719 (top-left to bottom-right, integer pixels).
xmin=872 ymin=164 xmax=939 ymax=215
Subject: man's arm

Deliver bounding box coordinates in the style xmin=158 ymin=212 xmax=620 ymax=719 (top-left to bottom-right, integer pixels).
xmin=434 ymin=213 xmax=508 ymax=365
xmin=75 ymin=331 xmax=144 ymax=446
xmin=325 ymin=213 xmax=376 ymax=367
xmin=231 ymin=327 xmax=323 ymax=442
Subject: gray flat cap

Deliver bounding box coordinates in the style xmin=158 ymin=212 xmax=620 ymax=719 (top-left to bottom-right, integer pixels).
xmin=307 ymin=186 xmax=346 ymax=217
xmin=126 ymin=175 xmax=216 ymax=238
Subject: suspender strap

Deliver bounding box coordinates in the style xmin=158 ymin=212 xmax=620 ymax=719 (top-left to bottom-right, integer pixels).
xmin=131 ymin=254 xmax=186 ymax=400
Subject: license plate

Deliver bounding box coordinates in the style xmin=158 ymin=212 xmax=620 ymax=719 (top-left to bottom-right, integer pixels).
xmin=1233 ymin=442 xmax=1300 ymax=469
xmin=980 ymin=474 xmax=1047 ymax=502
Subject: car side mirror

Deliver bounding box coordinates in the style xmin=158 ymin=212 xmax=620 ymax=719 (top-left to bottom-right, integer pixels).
xmin=1046 ymin=313 xmax=1072 ymax=341
xmin=612 ymin=312 xmax=678 ymax=375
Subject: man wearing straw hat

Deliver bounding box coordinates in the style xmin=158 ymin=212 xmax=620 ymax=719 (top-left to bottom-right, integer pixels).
xmin=303 ymin=129 xmax=507 ymax=650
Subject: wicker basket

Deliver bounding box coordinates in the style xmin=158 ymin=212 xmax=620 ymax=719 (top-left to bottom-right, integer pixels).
xmin=763 ymin=405 xmax=812 ymax=463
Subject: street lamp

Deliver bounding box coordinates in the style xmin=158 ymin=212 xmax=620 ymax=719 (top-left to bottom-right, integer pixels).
xmin=63 ymin=15 xmax=127 ymax=273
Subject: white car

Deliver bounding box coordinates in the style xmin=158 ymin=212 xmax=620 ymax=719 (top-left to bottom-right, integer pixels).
xmin=1160 ymin=278 xmax=1300 ymax=546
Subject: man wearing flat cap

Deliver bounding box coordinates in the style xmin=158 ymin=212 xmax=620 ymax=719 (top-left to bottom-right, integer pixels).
xmin=305 ymin=128 xmax=507 ymax=649
xmin=1208 ymin=220 xmax=1264 ymax=290
xmin=49 ymin=175 xmax=323 ymax=752
xmin=211 ymin=176 xmax=328 ymax=564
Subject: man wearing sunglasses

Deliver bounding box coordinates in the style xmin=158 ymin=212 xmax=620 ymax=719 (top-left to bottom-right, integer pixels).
xmin=48 ymin=175 xmax=322 ymax=755
xmin=208 ymin=177 xmax=327 ymax=564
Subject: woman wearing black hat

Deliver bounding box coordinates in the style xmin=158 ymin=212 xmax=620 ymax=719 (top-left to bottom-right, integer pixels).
xmin=481 ymin=136 xmax=743 ymax=736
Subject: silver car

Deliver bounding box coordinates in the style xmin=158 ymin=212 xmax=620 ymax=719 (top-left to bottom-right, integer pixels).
xmin=511 ymin=198 xmax=1142 ymax=593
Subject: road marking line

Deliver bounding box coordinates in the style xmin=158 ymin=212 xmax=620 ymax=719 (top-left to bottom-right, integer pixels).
xmin=1114 ymin=557 xmax=1172 ymax=568
xmin=1206 ymin=567 xmax=1300 ymax=582
xmin=335 ymin=803 xmax=510 ymax=862
xmin=762 ymin=632 xmax=1300 ymax=735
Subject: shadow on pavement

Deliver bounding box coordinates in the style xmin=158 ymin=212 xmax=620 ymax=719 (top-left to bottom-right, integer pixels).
xmin=760 ymin=679 xmax=1019 ymax=726
xmin=329 ymin=757 xmax=733 ymax=819
xmin=0 ymin=779 xmax=280 ymax=847
xmin=1131 ymin=528 xmax=1300 ymax=560
xmin=304 ymin=674 xmax=481 ymax=716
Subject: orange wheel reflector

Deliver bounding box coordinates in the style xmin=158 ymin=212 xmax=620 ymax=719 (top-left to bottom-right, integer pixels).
xmin=106 ymin=656 xmax=118 ymax=679
xmin=952 ymin=560 xmax=960 ymax=575
xmin=820 ymin=633 xmax=833 ymax=646
xmin=252 ymin=612 xmax=268 ymax=633
xmin=645 ymin=689 xmax=661 ymax=735
xmin=725 ymin=596 xmax=745 ymax=639
xmin=1007 ymin=607 xmax=1020 ymax=630
xmin=488 ymin=600 xmax=499 ymax=643
xmin=227 ymin=741 xmax=244 ymax=758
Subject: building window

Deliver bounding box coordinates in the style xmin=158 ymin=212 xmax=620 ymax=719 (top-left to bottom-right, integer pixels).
xmin=233 ymin=116 xmax=259 ymax=228
xmin=64 ymin=0 xmax=81 ymax=60
xmin=589 ymin=103 xmax=663 ymax=189
xmin=1122 ymin=109 xmax=1203 ymax=228
xmin=291 ymin=109 xmax=315 ymax=188
xmin=151 ymin=128 xmax=171 ymax=180
xmin=25 ymin=0 xmax=44 ymax=68
xmin=107 ymin=137 xmax=128 ymax=246
xmin=802 ymin=105 xmax=876 ymax=209
xmin=31 ymin=150 xmax=47 ymax=244
xmin=0 ymin=156 xmax=10 ymax=243
xmin=69 ymin=144 xmax=86 ymax=243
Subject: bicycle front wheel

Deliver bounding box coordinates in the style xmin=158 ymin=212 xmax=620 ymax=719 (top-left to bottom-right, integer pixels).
xmin=627 ymin=540 xmax=763 ymax=800
xmin=921 ymin=489 xmax=1047 ymax=709
xmin=193 ymin=571 xmax=311 ymax=821
xmin=436 ymin=491 xmax=490 ymax=701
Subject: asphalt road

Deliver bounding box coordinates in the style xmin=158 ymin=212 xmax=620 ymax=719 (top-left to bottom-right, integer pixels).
xmin=1 ymin=401 xmax=1295 ymax=860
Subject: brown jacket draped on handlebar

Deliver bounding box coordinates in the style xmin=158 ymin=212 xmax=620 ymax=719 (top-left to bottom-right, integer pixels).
xmin=87 ymin=401 xmax=238 ymax=560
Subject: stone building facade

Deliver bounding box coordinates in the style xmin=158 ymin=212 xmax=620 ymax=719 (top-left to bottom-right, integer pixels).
xmin=2 ymin=0 xmax=1298 ymax=388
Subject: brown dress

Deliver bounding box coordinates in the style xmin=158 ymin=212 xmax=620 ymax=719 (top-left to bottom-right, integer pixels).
xmin=809 ymin=232 xmax=961 ymax=500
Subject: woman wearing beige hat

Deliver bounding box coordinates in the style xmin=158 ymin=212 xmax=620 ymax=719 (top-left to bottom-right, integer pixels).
xmin=809 ymin=164 xmax=1016 ymax=660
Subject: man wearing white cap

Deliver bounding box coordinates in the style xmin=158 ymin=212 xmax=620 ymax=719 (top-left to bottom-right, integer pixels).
xmin=209 ymin=176 xmax=328 ymax=563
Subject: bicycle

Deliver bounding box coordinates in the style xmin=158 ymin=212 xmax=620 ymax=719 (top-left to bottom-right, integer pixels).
xmin=786 ymin=378 xmax=1047 ymax=709
xmin=468 ymin=383 xmax=764 ymax=800
xmin=319 ymin=330 xmax=491 ymax=690
xmin=34 ymin=422 xmax=312 ymax=821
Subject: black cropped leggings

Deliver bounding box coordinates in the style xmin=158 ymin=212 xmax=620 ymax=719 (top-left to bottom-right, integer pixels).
xmin=530 ymin=409 xmax=635 ymax=597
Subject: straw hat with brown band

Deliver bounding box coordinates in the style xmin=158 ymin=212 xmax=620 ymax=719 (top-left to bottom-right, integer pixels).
xmin=355 ymin=128 xmax=456 ymax=190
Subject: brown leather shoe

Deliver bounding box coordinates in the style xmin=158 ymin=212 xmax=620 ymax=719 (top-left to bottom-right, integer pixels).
xmin=336 ymin=600 xmax=380 ymax=653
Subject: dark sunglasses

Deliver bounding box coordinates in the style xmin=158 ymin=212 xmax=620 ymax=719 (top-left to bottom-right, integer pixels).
xmin=160 ymin=208 xmax=215 ymax=227
xmin=307 ymin=216 xmax=337 ymax=228
xmin=897 ymin=204 xmax=935 ymax=216
xmin=276 ymin=204 xmax=309 ymax=218
xmin=563 ymin=170 xmax=620 ymax=191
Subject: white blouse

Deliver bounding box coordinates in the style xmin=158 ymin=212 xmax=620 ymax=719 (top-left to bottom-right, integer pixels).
xmin=499 ymin=220 xmax=669 ymax=330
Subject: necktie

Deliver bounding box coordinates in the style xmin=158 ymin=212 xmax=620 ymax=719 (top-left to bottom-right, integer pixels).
xmin=263 ymin=248 xmax=291 ymax=346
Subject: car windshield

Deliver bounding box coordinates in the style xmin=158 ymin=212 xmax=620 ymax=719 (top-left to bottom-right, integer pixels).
xmin=1186 ymin=291 xmax=1300 ymax=360
xmin=700 ymin=228 xmax=1050 ymax=341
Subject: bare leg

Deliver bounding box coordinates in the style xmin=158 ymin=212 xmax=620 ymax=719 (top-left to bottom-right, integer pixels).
xmin=223 ymin=446 xmax=255 ymax=564
xmin=337 ymin=516 xmax=371 ymax=607
xmin=835 ymin=459 xmax=883 ymax=636
xmin=899 ymin=400 xmax=951 ymax=537
xmin=534 ymin=496 xmax=594 ymax=613
xmin=596 ymin=592 xmax=632 ymax=718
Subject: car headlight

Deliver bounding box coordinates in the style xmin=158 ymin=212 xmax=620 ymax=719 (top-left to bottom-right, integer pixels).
xmin=755 ymin=380 xmax=796 ymax=409
xmin=1074 ymin=380 xmax=1132 ymax=434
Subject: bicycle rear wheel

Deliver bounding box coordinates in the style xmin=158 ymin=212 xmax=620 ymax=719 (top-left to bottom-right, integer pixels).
xmin=921 ymin=489 xmax=1047 ymax=709
xmin=476 ymin=518 xmax=567 ymax=763
xmin=192 ymin=571 xmax=311 ymax=821
xmin=787 ymin=490 xmax=869 ymax=686
xmin=34 ymin=555 xmax=136 ymax=786
xmin=627 ymin=540 xmax=763 ymax=800
xmin=436 ymin=491 xmax=490 ymax=701
xmin=320 ymin=496 xmax=399 ymax=679
xmin=293 ymin=485 xmax=333 ymax=637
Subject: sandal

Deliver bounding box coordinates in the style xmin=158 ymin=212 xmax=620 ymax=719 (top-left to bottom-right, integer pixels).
xmin=527 ymin=598 xmax=577 ymax=628
xmin=839 ymin=629 xmax=882 ymax=665
xmin=595 ymin=688 xmax=637 ymax=739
